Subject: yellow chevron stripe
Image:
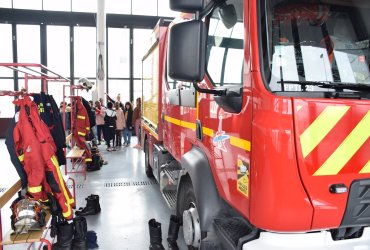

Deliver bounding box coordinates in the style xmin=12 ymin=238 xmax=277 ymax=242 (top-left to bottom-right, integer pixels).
xmin=359 ymin=160 xmax=370 ymax=174
xmin=300 ymin=106 xmax=350 ymax=158
xmin=314 ymin=111 xmax=370 ymax=176
xmin=230 ymin=136 xmax=251 ymax=151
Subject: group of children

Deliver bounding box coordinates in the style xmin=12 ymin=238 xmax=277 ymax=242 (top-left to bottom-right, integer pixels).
xmin=94 ymin=95 xmax=142 ymax=152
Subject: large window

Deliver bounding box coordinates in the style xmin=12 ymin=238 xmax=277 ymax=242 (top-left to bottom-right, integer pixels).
xmin=108 ymin=28 xmax=130 ymax=78
xmin=0 ymin=24 xmax=14 ymax=118
xmin=106 ymin=0 xmax=131 ymax=14
xmin=158 ymin=0 xmax=177 ymax=17
xmin=13 ymin=0 xmax=41 ymax=10
xmin=108 ymin=80 xmax=130 ymax=103
xmin=72 ymin=0 xmax=97 ymax=13
xmin=47 ymin=25 xmax=70 ymax=77
xmin=0 ymin=0 xmax=11 ymax=8
xmin=0 ymin=80 xmax=14 ymax=118
xmin=43 ymin=0 xmax=71 ymax=11
xmin=17 ymin=24 xmax=41 ymax=64
xmin=132 ymin=0 xmax=157 ymax=16
xmin=133 ymin=29 xmax=152 ymax=101
xmin=74 ymin=26 xmax=96 ymax=78
xmin=18 ymin=79 xmax=41 ymax=94
xmin=0 ymin=24 xmax=13 ymax=77
xmin=134 ymin=29 xmax=152 ymax=78
xmin=47 ymin=26 xmax=70 ymax=106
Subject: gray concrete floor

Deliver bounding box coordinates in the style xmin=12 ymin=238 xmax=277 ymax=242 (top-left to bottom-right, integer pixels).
xmin=0 ymin=138 xmax=186 ymax=250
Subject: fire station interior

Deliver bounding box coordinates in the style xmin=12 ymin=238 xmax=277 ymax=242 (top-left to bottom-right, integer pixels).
xmin=1 ymin=0 xmax=370 ymax=250
xmin=0 ymin=0 xmax=187 ymax=249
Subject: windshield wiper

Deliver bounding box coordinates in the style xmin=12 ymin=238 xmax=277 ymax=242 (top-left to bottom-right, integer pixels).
xmin=277 ymin=80 xmax=370 ymax=92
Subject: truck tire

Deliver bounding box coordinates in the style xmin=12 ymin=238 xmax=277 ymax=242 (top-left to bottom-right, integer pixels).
xmin=144 ymin=138 xmax=154 ymax=177
xmin=177 ymin=176 xmax=201 ymax=250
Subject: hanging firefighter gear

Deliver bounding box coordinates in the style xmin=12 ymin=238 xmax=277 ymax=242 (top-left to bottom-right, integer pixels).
xmin=32 ymin=92 xmax=67 ymax=166
xmin=72 ymin=97 xmax=93 ymax=165
xmin=5 ymin=113 xmax=28 ymax=189
xmin=13 ymin=97 xmax=74 ymax=220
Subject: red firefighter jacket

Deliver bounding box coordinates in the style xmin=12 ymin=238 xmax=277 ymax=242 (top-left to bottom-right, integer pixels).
xmin=13 ymin=97 xmax=75 ymax=220
xmin=72 ymin=97 xmax=92 ymax=163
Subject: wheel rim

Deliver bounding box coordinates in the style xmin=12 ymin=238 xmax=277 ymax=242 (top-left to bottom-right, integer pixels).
xmin=183 ymin=202 xmax=201 ymax=248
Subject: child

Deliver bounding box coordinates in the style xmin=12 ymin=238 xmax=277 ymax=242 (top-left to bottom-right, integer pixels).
xmin=114 ymin=101 xmax=125 ymax=148
xmin=104 ymin=102 xmax=117 ymax=151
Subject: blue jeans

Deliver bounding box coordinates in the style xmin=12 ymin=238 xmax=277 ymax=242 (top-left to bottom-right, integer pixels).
xmin=123 ymin=127 xmax=132 ymax=145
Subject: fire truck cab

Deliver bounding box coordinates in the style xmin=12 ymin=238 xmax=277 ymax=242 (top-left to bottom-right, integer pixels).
xmin=142 ymin=0 xmax=370 ymax=249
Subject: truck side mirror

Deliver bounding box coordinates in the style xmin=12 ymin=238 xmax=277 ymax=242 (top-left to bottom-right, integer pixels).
xmin=168 ymin=20 xmax=206 ymax=82
xmin=170 ymin=0 xmax=204 ymax=13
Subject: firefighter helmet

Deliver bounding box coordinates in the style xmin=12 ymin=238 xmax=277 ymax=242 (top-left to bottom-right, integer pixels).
xmin=10 ymin=198 xmax=47 ymax=234
xmin=78 ymin=77 xmax=95 ymax=91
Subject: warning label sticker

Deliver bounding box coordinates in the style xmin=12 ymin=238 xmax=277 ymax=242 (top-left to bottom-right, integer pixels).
xmin=237 ymin=157 xmax=249 ymax=197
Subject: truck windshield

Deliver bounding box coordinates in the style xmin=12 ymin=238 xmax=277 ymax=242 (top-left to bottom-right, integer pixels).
xmin=261 ymin=0 xmax=370 ymax=92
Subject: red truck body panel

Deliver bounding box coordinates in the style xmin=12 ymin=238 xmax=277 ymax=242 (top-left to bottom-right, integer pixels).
xmin=142 ymin=0 xmax=370 ymax=234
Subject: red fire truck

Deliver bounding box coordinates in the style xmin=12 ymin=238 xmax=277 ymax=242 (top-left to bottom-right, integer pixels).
xmin=142 ymin=0 xmax=370 ymax=249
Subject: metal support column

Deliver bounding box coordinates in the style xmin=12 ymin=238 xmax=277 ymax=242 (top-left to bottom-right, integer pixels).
xmin=96 ymin=0 xmax=106 ymax=103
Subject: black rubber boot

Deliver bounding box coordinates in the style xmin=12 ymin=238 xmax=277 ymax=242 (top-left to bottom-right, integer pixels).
xmin=75 ymin=195 xmax=100 ymax=216
xmin=52 ymin=221 xmax=73 ymax=250
xmin=90 ymin=194 xmax=101 ymax=213
xmin=72 ymin=217 xmax=88 ymax=250
xmin=167 ymin=215 xmax=180 ymax=250
xmin=148 ymin=219 xmax=165 ymax=250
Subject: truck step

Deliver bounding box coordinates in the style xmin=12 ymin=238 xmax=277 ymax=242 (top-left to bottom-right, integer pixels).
xmin=163 ymin=168 xmax=178 ymax=184
xmin=160 ymin=161 xmax=181 ymax=191
xmin=214 ymin=217 xmax=257 ymax=250
xmin=162 ymin=190 xmax=177 ymax=211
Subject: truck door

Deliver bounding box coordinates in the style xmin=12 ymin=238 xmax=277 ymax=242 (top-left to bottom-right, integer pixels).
xmin=196 ymin=0 xmax=253 ymax=218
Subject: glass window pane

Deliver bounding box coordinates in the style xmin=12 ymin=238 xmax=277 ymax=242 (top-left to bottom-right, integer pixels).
xmin=134 ymin=29 xmax=152 ymax=78
xmin=47 ymin=26 xmax=70 ymax=78
xmin=43 ymin=0 xmax=71 ymax=11
xmin=224 ymin=48 xmax=243 ymax=84
xmin=106 ymin=0 xmax=131 ymax=14
xmin=74 ymin=26 xmax=96 ymax=78
xmin=13 ymin=0 xmax=42 ymax=10
xmin=108 ymin=80 xmax=130 ymax=103
xmin=17 ymin=25 xmax=41 ymax=64
xmin=0 ymin=24 xmax=13 ymax=77
xmin=108 ymin=28 xmax=130 ymax=78
xmin=0 ymin=80 xmax=14 ymax=118
xmin=48 ymin=82 xmax=69 ymax=108
xmin=133 ymin=80 xmax=142 ymax=102
xmin=207 ymin=47 xmax=224 ymax=83
xmin=72 ymin=0 xmax=97 ymax=13
xmin=158 ymin=0 xmax=177 ymax=17
xmin=132 ymin=0 xmax=157 ymax=16
xmin=0 ymin=0 xmax=12 ymax=8
xmin=19 ymin=79 xmax=41 ymax=93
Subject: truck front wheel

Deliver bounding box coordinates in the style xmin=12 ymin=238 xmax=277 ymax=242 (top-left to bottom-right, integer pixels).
xmin=144 ymin=138 xmax=153 ymax=177
xmin=177 ymin=177 xmax=201 ymax=250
